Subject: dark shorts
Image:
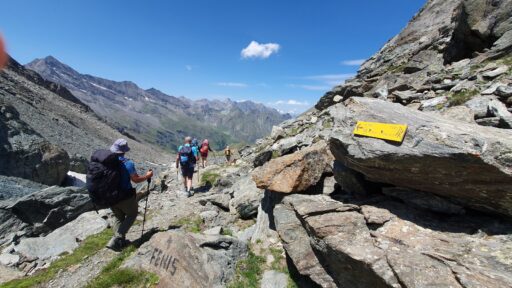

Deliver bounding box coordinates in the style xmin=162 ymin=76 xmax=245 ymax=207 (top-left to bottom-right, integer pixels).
xmin=201 ymin=152 xmax=208 ymax=158
xmin=181 ymin=165 xmax=195 ymax=178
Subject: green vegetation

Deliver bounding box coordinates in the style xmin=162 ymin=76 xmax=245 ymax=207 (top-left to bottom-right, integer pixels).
xmin=86 ymin=246 xmax=159 ymax=288
xmin=448 ymin=89 xmax=479 ymax=106
xmin=1 ymin=229 xmax=113 ymax=288
xmin=322 ymin=118 xmax=333 ymax=129
xmin=200 ymin=171 xmax=221 ymax=187
xmin=228 ymin=251 xmax=265 ymax=288
xmin=173 ymin=216 xmax=204 ymax=233
xmin=221 ymin=228 xmax=234 ymax=237
xmin=388 ymin=62 xmax=407 ymax=74
xmin=272 ymin=150 xmax=280 ymax=159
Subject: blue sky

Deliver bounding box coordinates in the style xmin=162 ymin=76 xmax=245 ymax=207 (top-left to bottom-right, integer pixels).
xmin=0 ymin=0 xmax=425 ymax=114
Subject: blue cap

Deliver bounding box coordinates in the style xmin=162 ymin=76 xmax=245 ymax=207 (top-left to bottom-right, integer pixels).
xmin=110 ymin=138 xmax=130 ymax=154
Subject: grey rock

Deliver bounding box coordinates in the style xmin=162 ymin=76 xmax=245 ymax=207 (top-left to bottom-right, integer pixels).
xmin=203 ymin=226 xmax=222 ymax=235
xmin=0 ymin=186 xmax=93 ymax=244
xmin=481 ymin=82 xmax=506 ymax=95
xmin=420 ymin=96 xmax=447 ymax=111
xmin=392 ymin=90 xmax=423 ymax=104
xmin=10 ymin=211 xmax=107 ymax=263
xmin=321 ymin=176 xmax=338 ymax=195
xmin=69 ymin=154 xmax=89 ymax=173
xmin=328 ymin=97 xmax=512 ymax=217
xmin=373 ymin=85 xmax=388 ymax=100
xmin=482 ymin=66 xmax=509 ymax=79
xmin=332 ymin=161 xmax=373 ymax=197
xmin=496 ymin=85 xmax=512 ymax=99
xmin=439 ymin=105 xmax=475 ymax=123
xmin=0 ymin=175 xmax=48 ymax=200
xmin=382 ymin=187 xmax=465 ymax=215
xmin=270 ymin=126 xmax=285 ymax=141
xmin=464 ymin=95 xmax=497 ymax=118
xmin=488 ymin=99 xmax=512 ymax=128
xmin=254 ymin=150 xmax=273 ymax=168
xmin=0 ymin=102 xmax=70 ymax=186
xmin=122 ymin=231 xmax=247 ymax=287
xmin=261 ymin=270 xmax=288 ymax=288
xmin=229 ymin=176 xmax=263 ymax=219
xmin=476 ymin=117 xmax=501 ymax=127
xmin=235 ymin=224 xmax=255 ymax=243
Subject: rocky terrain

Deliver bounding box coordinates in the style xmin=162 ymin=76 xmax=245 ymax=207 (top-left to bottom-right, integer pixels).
xmin=1 ymin=0 xmax=512 ymax=287
xmin=26 ymin=56 xmax=291 ymax=151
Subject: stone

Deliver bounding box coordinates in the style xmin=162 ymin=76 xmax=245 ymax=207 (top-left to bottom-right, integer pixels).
xmin=0 ymin=265 xmax=24 ymax=284
xmin=252 ymin=141 xmax=333 ymax=193
xmin=197 ymin=193 xmax=231 ymax=211
xmin=482 ymin=65 xmax=509 ymax=79
xmin=0 ymin=103 xmax=70 ymax=186
xmin=64 ymin=171 xmax=86 ymax=188
xmin=328 ymin=97 xmax=512 ymax=217
xmin=235 ymin=224 xmax=255 ymax=243
xmin=476 ymin=117 xmax=501 ymax=127
xmin=9 ymin=211 xmax=107 ymax=264
xmin=270 ymin=126 xmax=285 ymax=141
xmin=449 ymin=80 xmax=475 ymax=93
xmin=228 ymin=176 xmax=263 ymax=219
xmin=0 ymin=186 xmax=93 ymax=244
xmin=69 ymin=154 xmax=89 ymax=174
xmin=203 ymin=226 xmax=222 ymax=235
xmin=439 ymin=105 xmax=475 ymax=123
xmin=321 ymin=176 xmax=338 ymax=195
xmin=488 ymin=99 xmax=512 ymax=128
xmin=0 ymin=253 xmax=19 ymax=266
xmin=253 ymin=150 xmax=273 ymax=168
xmin=261 ymin=270 xmax=288 ymax=288
xmin=420 ymin=96 xmax=447 ymax=111
xmin=372 ymin=85 xmax=388 ymax=100
xmin=382 ymin=187 xmax=465 ymax=215
xmin=332 ymin=161 xmax=373 ymax=197
xmin=251 ymin=191 xmax=281 ymax=247
xmin=122 ymin=231 xmax=247 ymax=288
xmin=481 ymin=82 xmax=506 ymax=95
xmin=271 ymin=136 xmax=299 ymax=156
xmin=464 ymin=95 xmax=497 ymax=118
xmin=360 ymin=205 xmax=393 ymax=225
xmin=392 ymin=90 xmax=423 ymax=103
xmin=199 ymin=210 xmax=218 ymax=221
xmin=273 ymin=197 xmax=337 ymax=287
xmin=495 ymin=85 xmax=512 ymax=99
xmin=0 ymin=175 xmax=47 ymax=200
xmin=333 ymin=95 xmax=343 ymax=103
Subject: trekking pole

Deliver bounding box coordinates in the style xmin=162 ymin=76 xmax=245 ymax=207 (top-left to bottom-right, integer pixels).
xmin=141 ymin=175 xmax=151 ymax=239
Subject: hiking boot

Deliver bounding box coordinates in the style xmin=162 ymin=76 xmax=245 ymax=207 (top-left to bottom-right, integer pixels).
xmin=189 ymin=188 xmax=194 ymax=196
xmin=106 ymin=236 xmax=125 ymax=251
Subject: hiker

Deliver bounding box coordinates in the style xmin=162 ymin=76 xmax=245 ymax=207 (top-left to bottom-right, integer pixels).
xmin=224 ymin=145 xmax=232 ymax=164
xmin=199 ymin=139 xmax=213 ymax=168
xmin=176 ymin=136 xmax=199 ymax=196
xmin=88 ymin=139 xmax=153 ymax=251
xmin=191 ymin=138 xmax=199 ymax=150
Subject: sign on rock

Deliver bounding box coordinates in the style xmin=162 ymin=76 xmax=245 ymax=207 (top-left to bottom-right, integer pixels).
xmin=353 ymin=121 xmax=407 ymax=143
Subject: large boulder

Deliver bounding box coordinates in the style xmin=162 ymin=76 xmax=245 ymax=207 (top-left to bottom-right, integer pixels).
xmin=0 ymin=102 xmax=69 ymax=185
xmin=0 ymin=186 xmax=93 ymax=244
xmin=0 ymin=175 xmax=47 ymax=200
xmin=252 ymin=141 xmax=333 ymax=193
xmin=122 ymin=231 xmax=247 ymax=288
xmin=228 ymin=176 xmax=263 ymax=219
xmin=272 ymin=194 xmax=512 ymax=288
xmin=328 ymin=97 xmax=512 ymax=216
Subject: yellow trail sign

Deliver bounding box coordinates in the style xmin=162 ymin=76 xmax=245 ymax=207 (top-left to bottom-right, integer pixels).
xmin=353 ymin=121 xmax=408 ymax=143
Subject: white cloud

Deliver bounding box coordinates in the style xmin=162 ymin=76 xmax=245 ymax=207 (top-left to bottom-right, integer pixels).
xmin=216 ymin=82 xmax=248 ymax=88
xmin=340 ymin=59 xmax=366 ymax=66
xmin=241 ymin=41 xmax=280 ymax=59
xmin=185 ymin=65 xmax=193 ymax=71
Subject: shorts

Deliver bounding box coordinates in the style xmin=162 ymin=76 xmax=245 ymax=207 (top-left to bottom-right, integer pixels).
xmin=201 ymin=152 xmax=208 ymax=158
xmin=181 ymin=165 xmax=195 ymax=178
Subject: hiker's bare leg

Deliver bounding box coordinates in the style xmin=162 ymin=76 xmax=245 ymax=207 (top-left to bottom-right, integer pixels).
xmin=187 ymin=176 xmax=193 ymax=191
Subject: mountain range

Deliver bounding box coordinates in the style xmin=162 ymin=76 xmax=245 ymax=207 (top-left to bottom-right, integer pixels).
xmin=26 ymin=56 xmax=291 ymax=151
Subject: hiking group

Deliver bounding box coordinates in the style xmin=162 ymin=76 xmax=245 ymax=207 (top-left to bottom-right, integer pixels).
xmin=86 ymin=137 xmax=232 ymax=251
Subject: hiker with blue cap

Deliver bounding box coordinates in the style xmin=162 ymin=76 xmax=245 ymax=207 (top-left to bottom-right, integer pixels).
xmin=86 ymin=138 xmax=153 ymax=251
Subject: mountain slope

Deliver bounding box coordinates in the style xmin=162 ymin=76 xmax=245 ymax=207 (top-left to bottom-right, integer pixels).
xmin=26 ymin=56 xmax=291 ymax=151
xmin=0 ymin=56 xmax=168 ymax=165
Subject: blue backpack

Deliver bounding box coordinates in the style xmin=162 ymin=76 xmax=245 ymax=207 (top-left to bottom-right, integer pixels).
xmin=179 ymin=145 xmax=196 ymax=166
xmin=191 ymin=138 xmax=199 ymax=148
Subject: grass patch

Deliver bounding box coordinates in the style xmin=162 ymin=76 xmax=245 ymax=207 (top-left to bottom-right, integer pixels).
xmin=86 ymin=246 xmax=159 ymax=288
xmin=200 ymin=171 xmax=221 ymax=187
xmin=173 ymin=216 xmax=204 ymax=233
xmin=228 ymin=251 xmax=265 ymax=288
xmin=1 ymin=229 xmax=113 ymax=288
xmin=271 ymin=150 xmax=280 ymax=159
xmin=221 ymin=228 xmax=234 ymax=237
xmin=448 ymin=89 xmax=479 ymax=106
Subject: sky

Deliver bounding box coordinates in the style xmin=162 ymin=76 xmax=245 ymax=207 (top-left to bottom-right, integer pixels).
xmin=0 ymin=0 xmax=425 ymax=115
